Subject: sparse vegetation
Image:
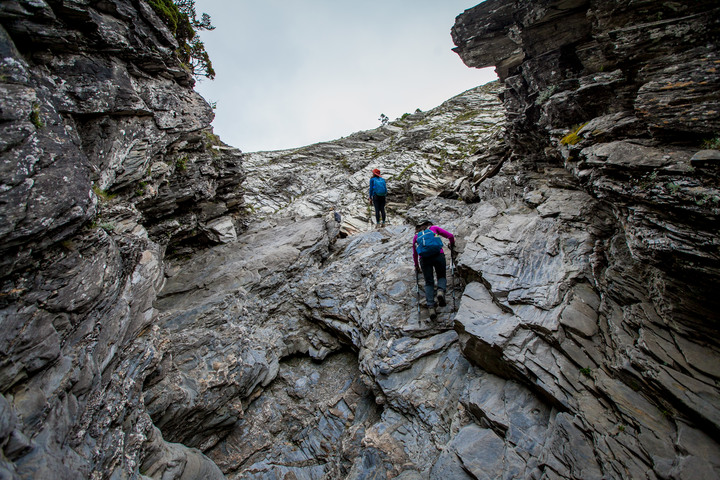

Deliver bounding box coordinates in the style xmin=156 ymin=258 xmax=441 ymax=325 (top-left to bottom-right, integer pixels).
xmin=30 ymin=103 xmax=44 ymax=128
xmin=580 ymin=367 xmax=592 ymax=377
xmin=176 ymin=155 xmax=189 ymax=171
xmin=665 ymin=181 xmax=680 ymax=194
xmin=396 ymin=162 xmax=417 ymax=180
xmin=338 ymin=156 xmax=352 ymax=172
xmin=453 ymin=110 xmax=479 ymax=124
xmin=92 ymin=185 xmax=116 ymax=202
xmin=702 ymin=136 xmax=720 ymax=150
xmin=88 ymin=217 xmax=116 ymax=232
xmin=536 ymin=85 xmax=559 ymax=105
xmin=147 ymin=0 xmax=215 ymax=79
xmin=203 ymin=130 xmax=221 ymax=146
xmin=456 ymin=141 xmax=480 ymax=159
xmin=135 ymin=181 xmax=148 ymax=196
xmin=695 ymin=193 xmax=719 ymax=206
xmin=639 ymin=170 xmax=659 ymax=190
xmin=560 ymin=123 xmax=589 ymax=146
xmin=203 ymin=131 xmax=222 ymax=156
xmin=413 ymin=117 xmax=430 ymax=128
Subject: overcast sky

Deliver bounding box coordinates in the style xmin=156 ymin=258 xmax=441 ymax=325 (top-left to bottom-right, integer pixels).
xmin=192 ymin=1 xmax=496 ymax=152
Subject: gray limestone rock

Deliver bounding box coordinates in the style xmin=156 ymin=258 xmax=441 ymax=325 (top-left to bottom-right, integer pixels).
xmin=691 ymin=149 xmax=720 ymax=168
xmin=1 ymin=0 xmax=720 ymax=479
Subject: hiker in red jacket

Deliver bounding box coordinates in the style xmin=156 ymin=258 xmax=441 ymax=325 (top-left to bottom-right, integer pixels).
xmin=412 ymin=220 xmax=455 ymax=320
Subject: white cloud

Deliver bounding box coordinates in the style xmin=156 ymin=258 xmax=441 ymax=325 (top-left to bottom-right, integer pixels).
xmin=193 ymin=1 xmax=496 ymax=152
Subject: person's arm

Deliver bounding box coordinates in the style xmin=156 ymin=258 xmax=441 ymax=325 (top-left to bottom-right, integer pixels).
xmin=430 ymin=226 xmax=455 ymax=247
xmin=412 ymin=236 xmax=419 ymax=270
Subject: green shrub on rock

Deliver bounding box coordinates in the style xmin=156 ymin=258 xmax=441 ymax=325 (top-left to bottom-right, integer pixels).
xmin=702 ymin=136 xmax=720 ymax=150
xmin=147 ymin=0 xmax=215 ymax=79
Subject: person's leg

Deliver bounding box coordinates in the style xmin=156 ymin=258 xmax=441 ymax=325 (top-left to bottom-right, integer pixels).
xmin=434 ymin=254 xmax=447 ymax=306
xmin=435 ymin=254 xmax=447 ymax=292
xmin=372 ymin=196 xmax=381 ymax=223
xmin=378 ymin=196 xmax=386 ymax=223
xmin=420 ymin=258 xmax=435 ymax=307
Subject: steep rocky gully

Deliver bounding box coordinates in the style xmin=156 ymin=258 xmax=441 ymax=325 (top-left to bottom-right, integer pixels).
xmin=1 ymin=1 xmax=719 ymax=479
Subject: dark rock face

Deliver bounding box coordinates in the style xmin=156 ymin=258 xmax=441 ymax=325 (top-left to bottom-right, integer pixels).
xmin=453 ymin=0 xmax=720 ymax=319
xmin=0 ymin=1 xmax=242 ymax=478
xmin=449 ymin=1 xmax=720 ymax=478
xmin=453 ymin=1 xmax=720 ymax=142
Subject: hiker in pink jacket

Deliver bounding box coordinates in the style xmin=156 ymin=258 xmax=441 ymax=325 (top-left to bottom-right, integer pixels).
xmin=412 ymin=220 xmax=455 ymax=320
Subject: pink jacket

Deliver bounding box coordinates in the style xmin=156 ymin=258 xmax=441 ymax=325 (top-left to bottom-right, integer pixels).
xmin=412 ymin=225 xmax=454 ymax=268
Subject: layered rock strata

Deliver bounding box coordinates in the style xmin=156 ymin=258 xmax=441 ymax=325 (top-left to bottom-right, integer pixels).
xmin=1 ymin=0 xmax=719 ymax=479
xmin=1 ymin=0 xmax=242 ymax=478
xmin=449 ymin=0 xmax=720 ymax=478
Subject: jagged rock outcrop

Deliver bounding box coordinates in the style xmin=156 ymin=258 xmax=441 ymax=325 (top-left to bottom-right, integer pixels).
xmin=449 ymin=0 xmax=720 ymax=478
xmin=452 ymin=0 xmax=720 ymax=292
xmin=2 ymin=0 xmax=720 ymax=479
xmin=1 ymin=0 xmax=243 ymax=478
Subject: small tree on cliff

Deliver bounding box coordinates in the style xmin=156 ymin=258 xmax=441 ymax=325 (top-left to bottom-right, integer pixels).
xmin=147 ymin=0 xmax=216 ymax=79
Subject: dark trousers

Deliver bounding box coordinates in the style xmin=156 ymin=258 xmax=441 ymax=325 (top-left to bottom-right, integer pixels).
xmin=420 ymin=252 xmax=446 ymax=307
xmin=372 ymin=195 xmax=386 ymax=223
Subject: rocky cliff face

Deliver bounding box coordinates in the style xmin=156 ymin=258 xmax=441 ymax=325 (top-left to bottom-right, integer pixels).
xmin=1 ymin=1 xmax=720 ymax=479
xmin=449 ymin=0 xmax=720 ymax=478
xmin=452 ymin=0 xmax=720 ymax=301
xmin=1 ymin=0 xmax=242 ymax=478
xmin=144 ymin=84 xmax=506 ymax=479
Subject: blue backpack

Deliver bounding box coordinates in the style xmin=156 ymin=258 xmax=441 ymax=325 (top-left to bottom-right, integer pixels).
xmin=416 ymin=229 xmax=443 ymax=256
xmin=373 ymin=177 xmax=387 ymax=196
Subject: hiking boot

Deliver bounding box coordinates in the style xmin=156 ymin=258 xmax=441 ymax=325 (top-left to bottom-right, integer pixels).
xmin=429 ymin=307 xmax=437 ymax=320
xmin=437 ymin=290 xmax=446 ymax=307
xmin=381 ymin=221 xmax=385 ymax=227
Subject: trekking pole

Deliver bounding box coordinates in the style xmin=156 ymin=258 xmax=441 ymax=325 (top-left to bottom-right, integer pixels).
xmin=415 ymin=271 xmax=421 ymax=318
xmin=450 ymin=249 xmax=457 ymax=311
